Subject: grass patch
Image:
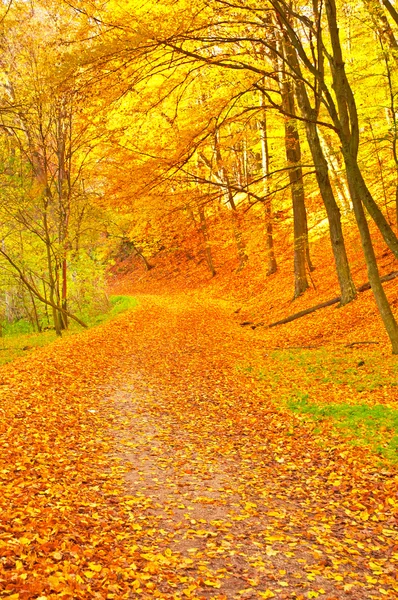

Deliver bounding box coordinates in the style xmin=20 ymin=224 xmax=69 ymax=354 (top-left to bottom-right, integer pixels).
xmin=270 ymin=347 xmax=398 ymax=392
xmin=287 ymin=394 xmax=398 ymax=463
xmin=0 ymin=330 xmax=61 ymax=366
xmin=82 ymin=295 xmax=138 ymax=327
xmin=237 ymin=347 xmax=398 ymax=463
xmin=0 ymin=295 xmax=138 ymax=366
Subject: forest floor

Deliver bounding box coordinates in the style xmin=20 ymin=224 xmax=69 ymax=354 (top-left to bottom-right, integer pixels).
xmin=1 ymin=292 xmax=397 ymax=599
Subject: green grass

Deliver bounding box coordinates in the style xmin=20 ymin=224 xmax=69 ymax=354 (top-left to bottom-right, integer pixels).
xmin=269 ymin=347 xmax=398 ymax=392
xmin=0 ymin=330 xmax=61 ymax=366
xmin=81 ymin=295 xmax=138 ymax=327
xmin=236 ymin=346 xmax=398 ymax=463
xmin=287 ymin=393 xmax=398 ymax=463
xmin=0 ymin=295 xmax=138 ymax=366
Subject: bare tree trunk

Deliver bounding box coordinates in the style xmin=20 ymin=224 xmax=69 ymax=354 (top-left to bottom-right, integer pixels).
xmin=214 ymin=130 xmax=248 ymax=269
xmin=27 ymin=285 xmax=42 ymax=332
xmin=279 ymin=64 xmax=311 ymax=296
xmin=325 ymin=0 xmax=398 ymax=352
xmin=318 ymin=131 xmax=352 ymax=212
xmin=129 ymin=240 xmax=154 ymax=271
xmin=306 ymin=121 xmax=357 ymax=304
xmin=43 ymin=209 xmax=62 ymax=336
xmin=43 ymin=279 xmax=50 ymax=327
xmin=345 ymin=154 xmax=398 ymax=352
xmin=363 ymin=0 xmax=398 ymax=55
xmin=281 ymin=37 xmax=356 ymax=305
xmin=198 ymin=204 xmax=216 ymax=276
xmin=381 ymin=0 xmax=398 ymax=28
xmin=258 ymin=87 xmax=277 ymax=275
xmin=368 ymin=118 xmax=392 ymax=224
xmin=62 ymin=258 xmax=68 ymax=328
xmin=343 ymin=152 xmax=398 ymax=257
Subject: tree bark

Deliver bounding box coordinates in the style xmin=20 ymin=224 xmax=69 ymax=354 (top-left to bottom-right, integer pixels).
xmin=325 ymin=0 xmax=398 ymax=353
xmin=382 ymin=0 xmax=398 ymax=26
xmin=344 ymin=154 xmax=398 ymax=353
xmin=258 ymin=87 xmax=277 ymax=275
xmin=198 ymin=204 xmax=216 ymax=276
xmin=282 ymin=38 xmax=356 ymax=305
xmin=279 ymin=64 xmax=311 ymax=297
xmin=364 ymin=0 xmax=398 ymax=56
xmin=214 ymin=130 xmax=248 ymax=269
xmin=318 ymin=131 xmax=352 ymax=212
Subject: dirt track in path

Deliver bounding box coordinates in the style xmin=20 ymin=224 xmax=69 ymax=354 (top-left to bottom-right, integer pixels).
xmin=106 ymin=295 xmax=398 ymax=599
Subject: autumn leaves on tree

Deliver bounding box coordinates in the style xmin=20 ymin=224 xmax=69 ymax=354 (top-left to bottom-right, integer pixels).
xmin=0 ymin=0 xmax=398 ymax=350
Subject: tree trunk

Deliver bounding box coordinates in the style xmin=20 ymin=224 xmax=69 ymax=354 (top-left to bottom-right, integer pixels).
xmin=381 ymin=0 xmax=398 ymax=27
xmin=258 ymin=88 xmax=277 ymax=275
xmin=198 ymin=204 xmax=216 ymax=276
xmin=307 ymin=123 xmax=357 ymax=304
xmin=214 ymin=130 xmax=248 ymax=269
xmin=129 ymin=240 xmax=154 ymax=271
xmin=323 ymin=0 xmax=398 ymax=259
xmin=325 ymin=0 xmax=398 ymax=352
xmin=62 ymin=258 xmax=68 ymax=329
xmin=346 ymin=157 xmax=398 ymax=257
xmin=279 ymin=70 xmax=311 ymax=297
xmin=364 ymin=0 xmax=398 ymax=56
xmin=28 ymin=286 xmax=42 ymax=332
xmin=43 ymin=210 xmax=62 ymax=336
xmin=282 ymin=36 xmax=356 ymax=305
xmin=318 ymin=131 xmax=352 ymax=212
xmin=344 ymin=153 xmax=398 ymax=353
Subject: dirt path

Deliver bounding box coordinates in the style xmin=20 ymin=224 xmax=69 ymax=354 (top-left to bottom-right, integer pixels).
xmin=1 ymin=293 xmax=396 ymax=599
xmin=106 ymin=296 xmax=398 ymax=599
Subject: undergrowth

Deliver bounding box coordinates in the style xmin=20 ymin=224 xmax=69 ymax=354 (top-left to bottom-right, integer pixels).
xmin=237 ymin=346 xmax=398 ymax=463
xmin=0 ymin=295 xmax=138 ymax=366
xmin=287 ymin=392 xmax=398 ymax=463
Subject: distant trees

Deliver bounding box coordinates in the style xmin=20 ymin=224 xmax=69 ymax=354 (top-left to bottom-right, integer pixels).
xmin=0 ymin=0 xmax=106 ymax=334
xmin=0 ymin=0 xmax=398 ymax=350
xmin=74 ymin=0 xmax=398 ymax=349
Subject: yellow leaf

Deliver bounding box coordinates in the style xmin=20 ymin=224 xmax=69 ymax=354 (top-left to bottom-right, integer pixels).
xmin=48 ymin=575 xmax=62 ymax=590
xmin=259 ymin=591 xmax=275 ymax=599
xmin=84 ymin=570 xmax=96 ymax=579
xmin=204 ymin=580 xmax=221 ymax=588
xmin=18 ymin=537 xmax=31 ymax=546
xmin=88 ymin=562 xmax=102 ymax=572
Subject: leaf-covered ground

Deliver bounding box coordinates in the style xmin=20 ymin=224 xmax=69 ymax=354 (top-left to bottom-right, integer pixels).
xmin=1 ymin=294 xmax=397 ymax=599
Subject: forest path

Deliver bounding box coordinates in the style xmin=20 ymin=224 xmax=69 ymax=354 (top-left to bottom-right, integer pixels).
xmin=0 ymin=294 xmax=397 ymax=600
xmin=106 ymin=295 xmax=398 ymax=600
